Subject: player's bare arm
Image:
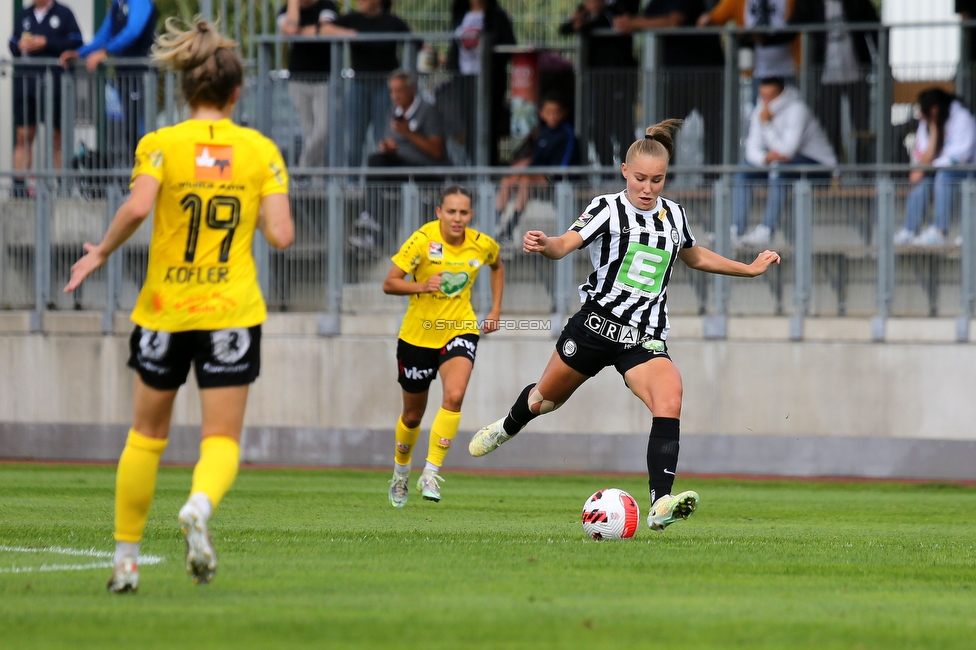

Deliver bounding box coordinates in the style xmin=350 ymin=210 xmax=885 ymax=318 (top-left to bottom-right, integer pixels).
xmin=678 ymin=245 xmax=780 ymax=277
xmin=523 ymin=230 xmax=584 ymax=260
xmin=64 ymin=175 xmax=159 ymax=293
xmin=382 ymin=266 xmax=443 ymax=295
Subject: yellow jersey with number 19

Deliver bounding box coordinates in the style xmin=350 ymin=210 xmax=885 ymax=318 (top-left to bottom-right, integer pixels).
xmin=128 ymin=118 xmax=288 ymax=332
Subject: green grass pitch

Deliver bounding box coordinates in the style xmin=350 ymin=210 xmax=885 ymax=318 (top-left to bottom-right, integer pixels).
xmin=1 ymin=463 xmax=975 ymax=649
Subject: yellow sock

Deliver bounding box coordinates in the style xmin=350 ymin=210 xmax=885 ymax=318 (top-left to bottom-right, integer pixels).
xmin=190 ymin=436 xmax=240 ymax=511
xmin=115 ymin=429 xmax=168 ymax=543
xmin=426 ymin=408 xmax=461 ymax=468
xmin=394 ymin=416 xmax=421 ymax=466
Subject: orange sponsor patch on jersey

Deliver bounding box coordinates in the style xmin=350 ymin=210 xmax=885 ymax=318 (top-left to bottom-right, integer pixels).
xmin=194 ymin=144 xmax=233 ymax=180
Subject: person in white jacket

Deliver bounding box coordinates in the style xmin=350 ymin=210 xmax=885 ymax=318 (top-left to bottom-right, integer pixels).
xmin=733 ymin=77 xmax=837 ymax=246
xmin=894 ymin=88 xmax=976 ymax=247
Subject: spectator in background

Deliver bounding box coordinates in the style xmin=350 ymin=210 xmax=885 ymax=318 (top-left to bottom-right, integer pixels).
xmin=615 ymin=0 xmax=724 ymax=164
xmin=495 ymin=93 xmax=580 ymax=244
xmin=560 ymin=0 xmax=638 ymax=167
xmin=9 ymin=0 xmax=83 ymax=195
xmin=60 ymin=0 xmax=158 ymax=168
xmin=351 ymin=69 xmax=449 ymax=252
xmin=370 ymin=69 xmax=449 ymax=169
xmin=733 ymin=77 xmax=836 ymax=246
xmin=697 ymin=0 xmax=797 ymax=99
xmin=443 ymin=0 xmax=517 ymax=166
xmin=894 ymin=88 xmax=976 ymax=248
xmin=278 ymin=0 xmax=340 ymax=169
xmin=319 ymin=0 xmax=411 ymax=167
xmin=789 ymin=0 xmax=879 ymax=164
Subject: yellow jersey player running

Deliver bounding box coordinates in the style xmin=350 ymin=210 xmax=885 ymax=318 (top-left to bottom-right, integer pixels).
xmin=64 ymin=17 xmax=294 ymax=592
xmin=382 ymin=186 xmax=504 ymax=506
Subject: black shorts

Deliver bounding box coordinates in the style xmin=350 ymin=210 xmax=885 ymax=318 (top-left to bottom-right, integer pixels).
xmin=555 ymin=308 xmax=670 ymax=378
xmin=13 ymin=76 xmax=62 ymax=128
xmin=127 ymin=325 xmax=262 ymax=390
xmin=397 ymin=333 xmax=479 ymax=394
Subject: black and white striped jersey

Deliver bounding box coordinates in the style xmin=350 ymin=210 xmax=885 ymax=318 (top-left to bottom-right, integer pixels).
xmin=569 ymin=189 xmax=697 ymax=340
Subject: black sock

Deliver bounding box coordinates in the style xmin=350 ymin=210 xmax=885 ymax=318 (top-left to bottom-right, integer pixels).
xmin=646 ymin=417 xmax=680 ymax=504
xmin=503 ymin=383 xmax=538 ymax=435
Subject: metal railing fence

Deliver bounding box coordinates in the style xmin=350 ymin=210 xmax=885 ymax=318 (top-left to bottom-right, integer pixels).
xmin=6 ymin=22 xmax=976 ymax=176
xmin=3 ymin=166 xmax=976 ymax=341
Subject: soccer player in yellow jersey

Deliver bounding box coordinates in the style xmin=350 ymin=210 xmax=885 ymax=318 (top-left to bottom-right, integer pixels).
xmin=382 ymin=186 xmax=504 ymax=506
xmin=63 ymin=18 xmax=294 ymax=592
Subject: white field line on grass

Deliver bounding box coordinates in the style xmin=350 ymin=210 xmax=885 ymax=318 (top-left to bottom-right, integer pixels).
xmin=0 ymin=544 xmax=165 ymax=574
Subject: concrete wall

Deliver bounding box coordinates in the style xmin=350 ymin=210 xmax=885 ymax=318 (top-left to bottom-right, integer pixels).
xmin=1 ymin=311 xmax=975 ymax=479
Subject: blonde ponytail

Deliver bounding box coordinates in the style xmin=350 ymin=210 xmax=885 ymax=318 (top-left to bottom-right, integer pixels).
xmin=625 ymin=118 xmax=684 ymax=165
xmin=152 ymin=17 xmax=243 ymax=109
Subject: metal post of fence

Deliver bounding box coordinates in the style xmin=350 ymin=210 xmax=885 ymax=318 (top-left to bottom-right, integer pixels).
xmin=403 ymin=39 xmax=417 ymax=73
xmin=257 ymin=42 xmax=272 ymax=136
xmin=704 ymin=177 xmax=730 ymax=339
xmin=61 ymin=72 xmax=73 ymax=172
xmin=872 ymin=175 xmax=895 ymax=341
xmin=402 ymin=181 xmax=421 ymax=240
xmin=144 ymin=68 xmax=157 ymax=136
xmin=328 ymin=41 xmax=343 ymax=168
xmin=476 ymin=37 xmax=494 ymax=167
xmin=164 ymin=72 xmax=176 ymax=126
xmin=102 ymin=185 xmax=124 ymax=334
xmin=873 ymin=27 xmax=891 ymax=165
xmin=576 ymin=36 xmax=588 ymax=163
xmin=553 ymin=180 xmax=575 ymax=323
xmin=44 ymin=67 xmax=54 ymax=170
xmin=798 ymin=31 xmax=814 ymax=108
xmin=200 ymin=0 xmax=214 ymax=22
xmin=790 ymin=179 xmax=812 ymax=340
xmin=31 ymin=180 xmax=52 ymax=332
xmin=319 ymin=179 xmax=344 ymax=335
xmin=476 ymin=180 xmax=494 ymax=315
xmin=721 ymin=23 xmax=738 ymax=166
xmin=957 ymin=179 xmax=976 ymax=341
xmin=640 ymin=31 xmax=660 ymax=127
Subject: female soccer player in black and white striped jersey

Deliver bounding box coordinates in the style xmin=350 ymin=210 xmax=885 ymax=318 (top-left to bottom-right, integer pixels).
xmin=468 ymin=118 xmax=781 ymax=532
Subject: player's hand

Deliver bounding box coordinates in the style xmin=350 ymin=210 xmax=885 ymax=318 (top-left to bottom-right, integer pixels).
xmin=482 ymin=308 xmax=502 ymax=334
xmin=909 ymin=169 xmax=925 ymax=186
xmin=86 ymin=49 xmax=108 ymax=73
xmin=523 ymin=230 xmax=549 ymax=254
xmin=747 ymin=249 xmax=781 ymax=276
xmin=59 ymin=50 xmax=78 ymax=67
xmin=64 ymin=243 xmax=107 ymax=293
xmin=425 ymin=272 xmax=443 ymax=293
xmin=696 ymin=12 xmax=712 ymax=27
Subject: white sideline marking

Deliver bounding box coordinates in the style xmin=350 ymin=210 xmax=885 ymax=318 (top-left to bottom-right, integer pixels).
xmin=0 ymin=544 xmax=164 ymax=574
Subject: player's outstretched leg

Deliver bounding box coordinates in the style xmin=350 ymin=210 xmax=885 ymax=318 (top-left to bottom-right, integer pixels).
xmin=106 ymin=555 xmax=139 ymax=593
xmin=179 ymin=499 xmax=217 ymax=584
xmin=468 ymin=417 xmax=513 ymax=457
xmin=647 ymin=491 xmax=699 ymax=532
xmin=469 ymin=384 xmax=542 ymax=457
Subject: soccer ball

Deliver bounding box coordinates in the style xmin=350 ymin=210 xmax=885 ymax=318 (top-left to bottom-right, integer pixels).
xmin=581 ymin=488 xmax=640 ymax=540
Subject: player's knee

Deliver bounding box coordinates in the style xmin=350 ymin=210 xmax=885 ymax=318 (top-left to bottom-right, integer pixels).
xmin=528 ymin=388 xmax=562 ymax=415
xmin=401 ymin=412 xmax=423 ymax=429
xmin=441 ymin=389 xmax=465 ymax=412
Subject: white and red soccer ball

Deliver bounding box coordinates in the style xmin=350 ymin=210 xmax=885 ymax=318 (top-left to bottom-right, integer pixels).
xmin=581 ymin=488 xmax=640 ymax=540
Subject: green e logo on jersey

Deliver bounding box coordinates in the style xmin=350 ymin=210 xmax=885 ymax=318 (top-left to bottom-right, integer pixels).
xmin=615 ymin=243 xmax=671 ymax=295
